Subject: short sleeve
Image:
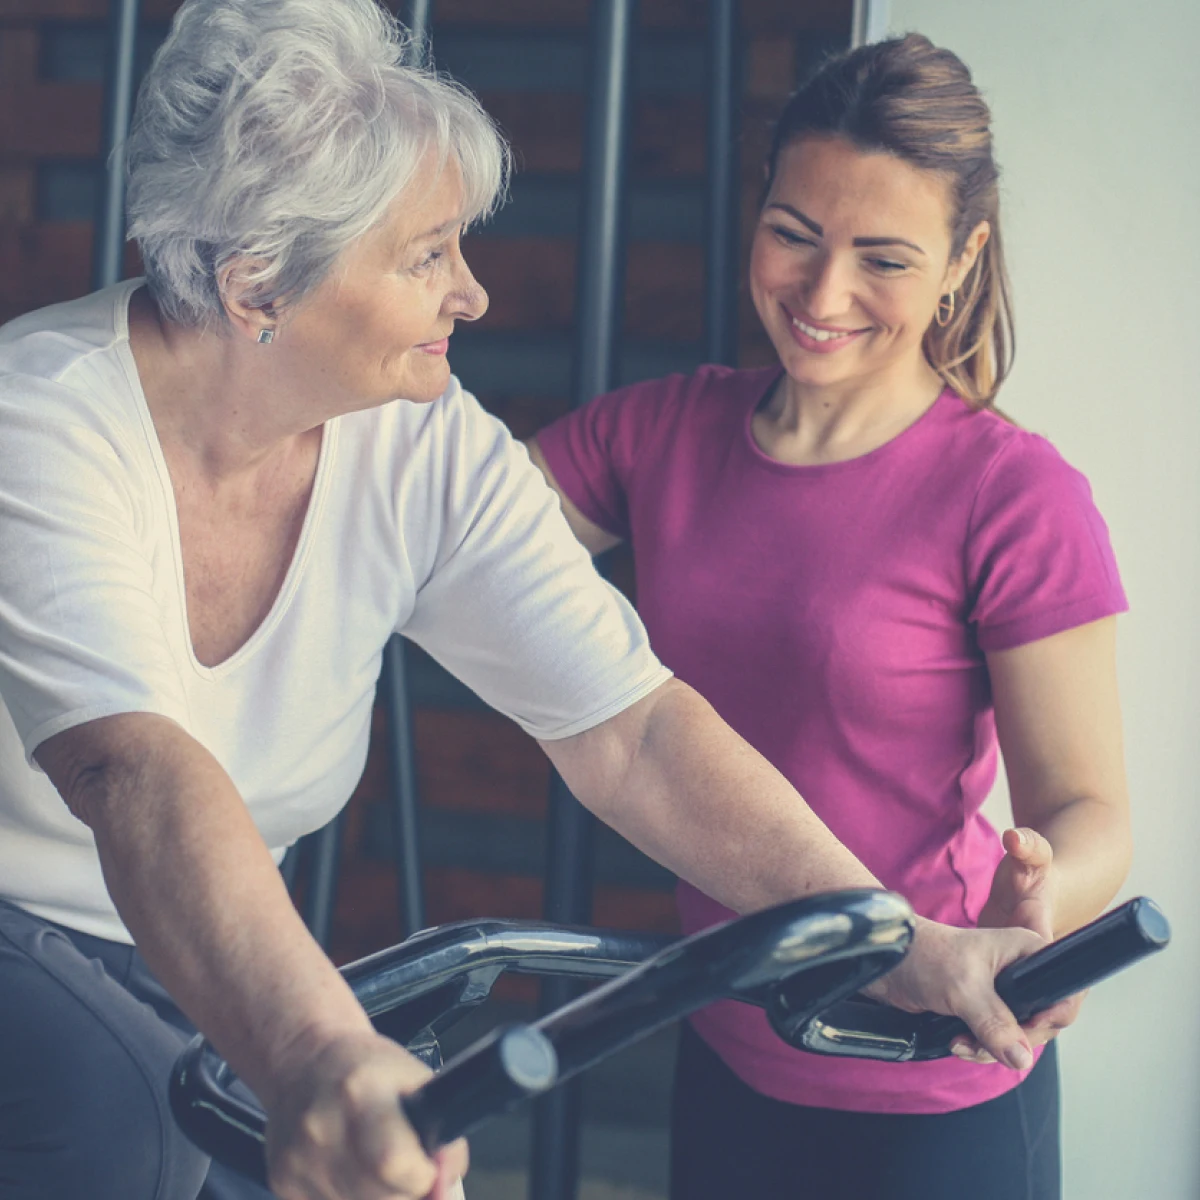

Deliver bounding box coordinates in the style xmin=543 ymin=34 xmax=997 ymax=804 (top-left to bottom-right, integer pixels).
xmin=534 ymin=380 xmax=669 ymax=540
xmin=966 ymin=432 xmax=1128 ymax=652
xmin=403 ymin=386 xmax=671 ymax=741
xmin=0 ymin=382 xmax=189 ymax=762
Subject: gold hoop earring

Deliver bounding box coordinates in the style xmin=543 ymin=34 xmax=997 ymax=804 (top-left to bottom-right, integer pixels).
xmin=935 ymin=291 xmax=956 ymax=328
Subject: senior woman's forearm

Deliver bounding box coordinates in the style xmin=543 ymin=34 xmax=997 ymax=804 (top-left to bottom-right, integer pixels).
xmin=36 ymin=713 xmax=372 ymax=1105
xmin=542 ymin=678 xmax=880 ymax=914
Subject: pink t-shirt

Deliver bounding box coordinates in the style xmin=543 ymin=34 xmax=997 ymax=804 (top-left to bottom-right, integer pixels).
xmin=537 ymin=364 xmax=1127 ymax=1114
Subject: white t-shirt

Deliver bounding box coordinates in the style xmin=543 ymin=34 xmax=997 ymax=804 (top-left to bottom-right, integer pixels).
xmin=0 ymin=281 xmax=670 ymax=943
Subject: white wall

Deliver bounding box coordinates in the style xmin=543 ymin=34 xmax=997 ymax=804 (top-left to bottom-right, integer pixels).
xmin=880 ymin=2 xmax=1200 ymax=1197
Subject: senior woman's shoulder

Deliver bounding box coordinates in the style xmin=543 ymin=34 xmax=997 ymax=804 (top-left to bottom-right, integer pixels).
xmin=0 ymin=283 xmax=150 ymax=457
xmin=0 ymin=284 xmax=135 ymax=365
xmin=345 ymin=373 xmax=526 ymax=483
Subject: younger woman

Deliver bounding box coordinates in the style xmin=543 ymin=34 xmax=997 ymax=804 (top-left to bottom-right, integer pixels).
xmin=532 ymin=34 xmax=1131 ymax=1200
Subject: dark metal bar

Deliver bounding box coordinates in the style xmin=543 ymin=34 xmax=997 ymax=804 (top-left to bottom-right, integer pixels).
xmin=705 ymin=0 xmax=742 ymax=366
xmin=279 ymin=843 xmax=301 ymax=891
xmin=402 ymin=0 xmax=433 ymax=63
xmin=851 ymin=0 xmax=890 ymax=48
xmin=301 ymin=812 xmax=345 ymax=953
xmin=381 ymin=636 xmax=427 ymax=939
xmin=92 ymin=0 xmax=143 ymax=291
xmin=531 ymin=3 xmax=637 ymax=1198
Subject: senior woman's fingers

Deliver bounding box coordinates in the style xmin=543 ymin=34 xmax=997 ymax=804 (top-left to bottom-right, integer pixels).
xmin=427 ymin=1147 xmax=469 ymax=1200
xmin=950 ymin=988 xmax=1088 ymax=1062
xmin=1022 ymin=990 xmax=1087 ymax=1045
xmin=873 ymin=920 xmax=1044 ymax=1069
xmin=267 ymin=1029 xmax=444 ymax=1200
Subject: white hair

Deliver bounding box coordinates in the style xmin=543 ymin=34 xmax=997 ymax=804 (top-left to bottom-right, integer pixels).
xmin=125 ymin=0 xmax=509 ymax=326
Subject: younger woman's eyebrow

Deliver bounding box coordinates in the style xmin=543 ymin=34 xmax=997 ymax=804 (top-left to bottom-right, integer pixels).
xmin=765 ymin=202 xmax=925 ymax=255
xmin=853 ymin=235 xmax=926 ymax=255
xmin=766 ymin=202 xmax=823 ymax=235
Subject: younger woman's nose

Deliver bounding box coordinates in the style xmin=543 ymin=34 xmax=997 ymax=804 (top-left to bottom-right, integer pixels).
xmin=801 ymin=253 xmax=853 ymax=321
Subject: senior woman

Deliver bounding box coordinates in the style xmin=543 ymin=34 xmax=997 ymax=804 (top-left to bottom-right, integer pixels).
xmin=0 ymin=4 xmax=1052 ymax=1200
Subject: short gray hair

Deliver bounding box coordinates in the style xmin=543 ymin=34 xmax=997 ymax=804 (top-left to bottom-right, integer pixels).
xmin=126 ymin=0 xmax=509 ymax=326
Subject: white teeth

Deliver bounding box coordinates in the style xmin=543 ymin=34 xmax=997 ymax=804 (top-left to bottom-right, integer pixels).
xmin=793 ymin=317 xmax=851 ymax=342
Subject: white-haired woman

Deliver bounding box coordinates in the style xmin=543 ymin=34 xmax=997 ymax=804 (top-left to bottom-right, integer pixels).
xmin=0 ymin=3 xmax=1062 ymax=1199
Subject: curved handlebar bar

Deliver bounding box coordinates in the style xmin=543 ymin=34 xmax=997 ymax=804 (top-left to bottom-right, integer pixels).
xmin=170 ymin=888 xmax=914 ymax=1183
xmin=785 ymin=897 xmax=1170 ymax=1061
xmin=340 ymin=919 xmax=675 ymax=1048
xmin=170 ymin=892 xmax=1169 ymax=1185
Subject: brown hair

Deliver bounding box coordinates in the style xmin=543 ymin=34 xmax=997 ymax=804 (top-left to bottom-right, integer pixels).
xmin=764 ymin=33 xmax=1014 ymax=407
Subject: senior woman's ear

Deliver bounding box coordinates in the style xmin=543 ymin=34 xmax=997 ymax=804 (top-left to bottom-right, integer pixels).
xmin=217 ymin=258 xmax=281 ymax=345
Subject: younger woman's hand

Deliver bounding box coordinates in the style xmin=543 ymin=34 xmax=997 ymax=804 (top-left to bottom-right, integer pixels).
xmin=952 ymin=826 xmax=1084 ymax=1063
xmin=977 ymin=826 xmax=1057 ymax=941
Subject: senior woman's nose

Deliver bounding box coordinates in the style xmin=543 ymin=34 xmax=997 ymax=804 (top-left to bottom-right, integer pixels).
xmin=448 ymin=263 xmax=488 ymax=323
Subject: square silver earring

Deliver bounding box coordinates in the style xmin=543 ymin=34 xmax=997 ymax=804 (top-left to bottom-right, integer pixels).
xmin=257 ymin=328 xmax=275 ymax=345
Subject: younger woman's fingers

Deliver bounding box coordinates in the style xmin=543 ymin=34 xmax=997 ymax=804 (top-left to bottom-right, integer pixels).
xmin=1003 ymin=827 xmax=1054 ymax=868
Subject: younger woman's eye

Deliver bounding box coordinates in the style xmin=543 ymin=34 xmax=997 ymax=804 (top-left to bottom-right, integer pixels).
xmin=867 ymin=256 xmax=907 ymax=273
xmin=770 ymin=225 xmax=816 ymax=248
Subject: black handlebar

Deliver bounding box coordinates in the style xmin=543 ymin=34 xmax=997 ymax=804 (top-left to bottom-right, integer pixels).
xmin=402 ymin=1024 xmax=559 ymax=1153
xmin=170 ymin=888 xmax=913 ymax=1184
xmin=783 ymin=897 xmax=1170 ymax=1061
xmin=170 ymin=893 xmax=1169 ymax=1187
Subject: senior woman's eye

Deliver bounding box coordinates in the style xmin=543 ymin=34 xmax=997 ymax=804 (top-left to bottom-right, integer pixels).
xmin=409 ymin=247 xmax=446 ymax=275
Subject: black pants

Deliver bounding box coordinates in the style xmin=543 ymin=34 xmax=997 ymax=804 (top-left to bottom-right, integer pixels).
xmin=0 ymin=899 xmax=272 ymax=1200
xmin=670 ymin=1022 xmax=1060 ymax=1200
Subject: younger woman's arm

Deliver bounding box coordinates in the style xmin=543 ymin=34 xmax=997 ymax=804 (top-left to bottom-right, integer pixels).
xmin=527 ymin=439 xmax=621 ymax=556
xmin=981 ymin=615 xmax=1133 ymax=941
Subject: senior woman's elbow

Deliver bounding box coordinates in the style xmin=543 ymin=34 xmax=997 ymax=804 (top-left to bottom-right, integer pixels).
xmin=538 ymin=677 xmax=698 ymax=820
xmin=35 ymin=713 xmax=187 ymax=830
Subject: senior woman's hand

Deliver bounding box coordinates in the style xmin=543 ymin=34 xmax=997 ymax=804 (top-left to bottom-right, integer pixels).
xmin=262 ymin=1029 xmax=467 ymax=1200
xmin=865 ymin=918 xmax=1048 ymax=1069
xmin=36 ymin=713 xmax=464 ymax=1200
xmin=541 ymin=677 xmax=1049 ymax=1074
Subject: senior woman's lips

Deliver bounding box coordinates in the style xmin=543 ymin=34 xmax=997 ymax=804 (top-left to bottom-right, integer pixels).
xmin=416 ymin=337 xmax=450 ymax=356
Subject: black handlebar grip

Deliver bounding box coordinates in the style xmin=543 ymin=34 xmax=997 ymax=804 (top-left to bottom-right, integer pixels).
xmin=401 ymin=1024 xmax=558 ymax=1154
xmin=789 ymin=897 xmax=1170 ymax=1061
xmin=170 ymin=1024 xmax=556 ymax=1185
xmin=915 ymin=896 xmax=1170 ymax=1054
xmin=997 ymin=895 xmax=1169 ymax=1018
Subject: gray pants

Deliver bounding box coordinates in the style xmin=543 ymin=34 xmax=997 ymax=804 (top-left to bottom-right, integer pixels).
xmin=0 ymin=898 xmax=273 ymax=1200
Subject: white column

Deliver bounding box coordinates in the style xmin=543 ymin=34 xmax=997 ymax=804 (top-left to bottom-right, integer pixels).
xmin=881 ymin=3 xmax=1200 ymax=1197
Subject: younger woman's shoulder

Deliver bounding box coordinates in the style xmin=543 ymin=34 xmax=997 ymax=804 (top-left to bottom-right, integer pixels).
xmin=939 ymin=392 xmax=1089 ymax=494
xmin=591 ymin=362 xmax=779 ymax=435
xmin=621 ymin=362 xmax=778 ymax=407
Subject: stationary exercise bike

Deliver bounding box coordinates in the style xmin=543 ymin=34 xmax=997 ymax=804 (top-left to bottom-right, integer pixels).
xmin=171 ymin=890 xmax=1168 ymax=1186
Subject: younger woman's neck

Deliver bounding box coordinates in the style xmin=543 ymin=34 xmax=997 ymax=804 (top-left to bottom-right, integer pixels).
xmin=755 ymin=358 xmax=946 ymax=467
